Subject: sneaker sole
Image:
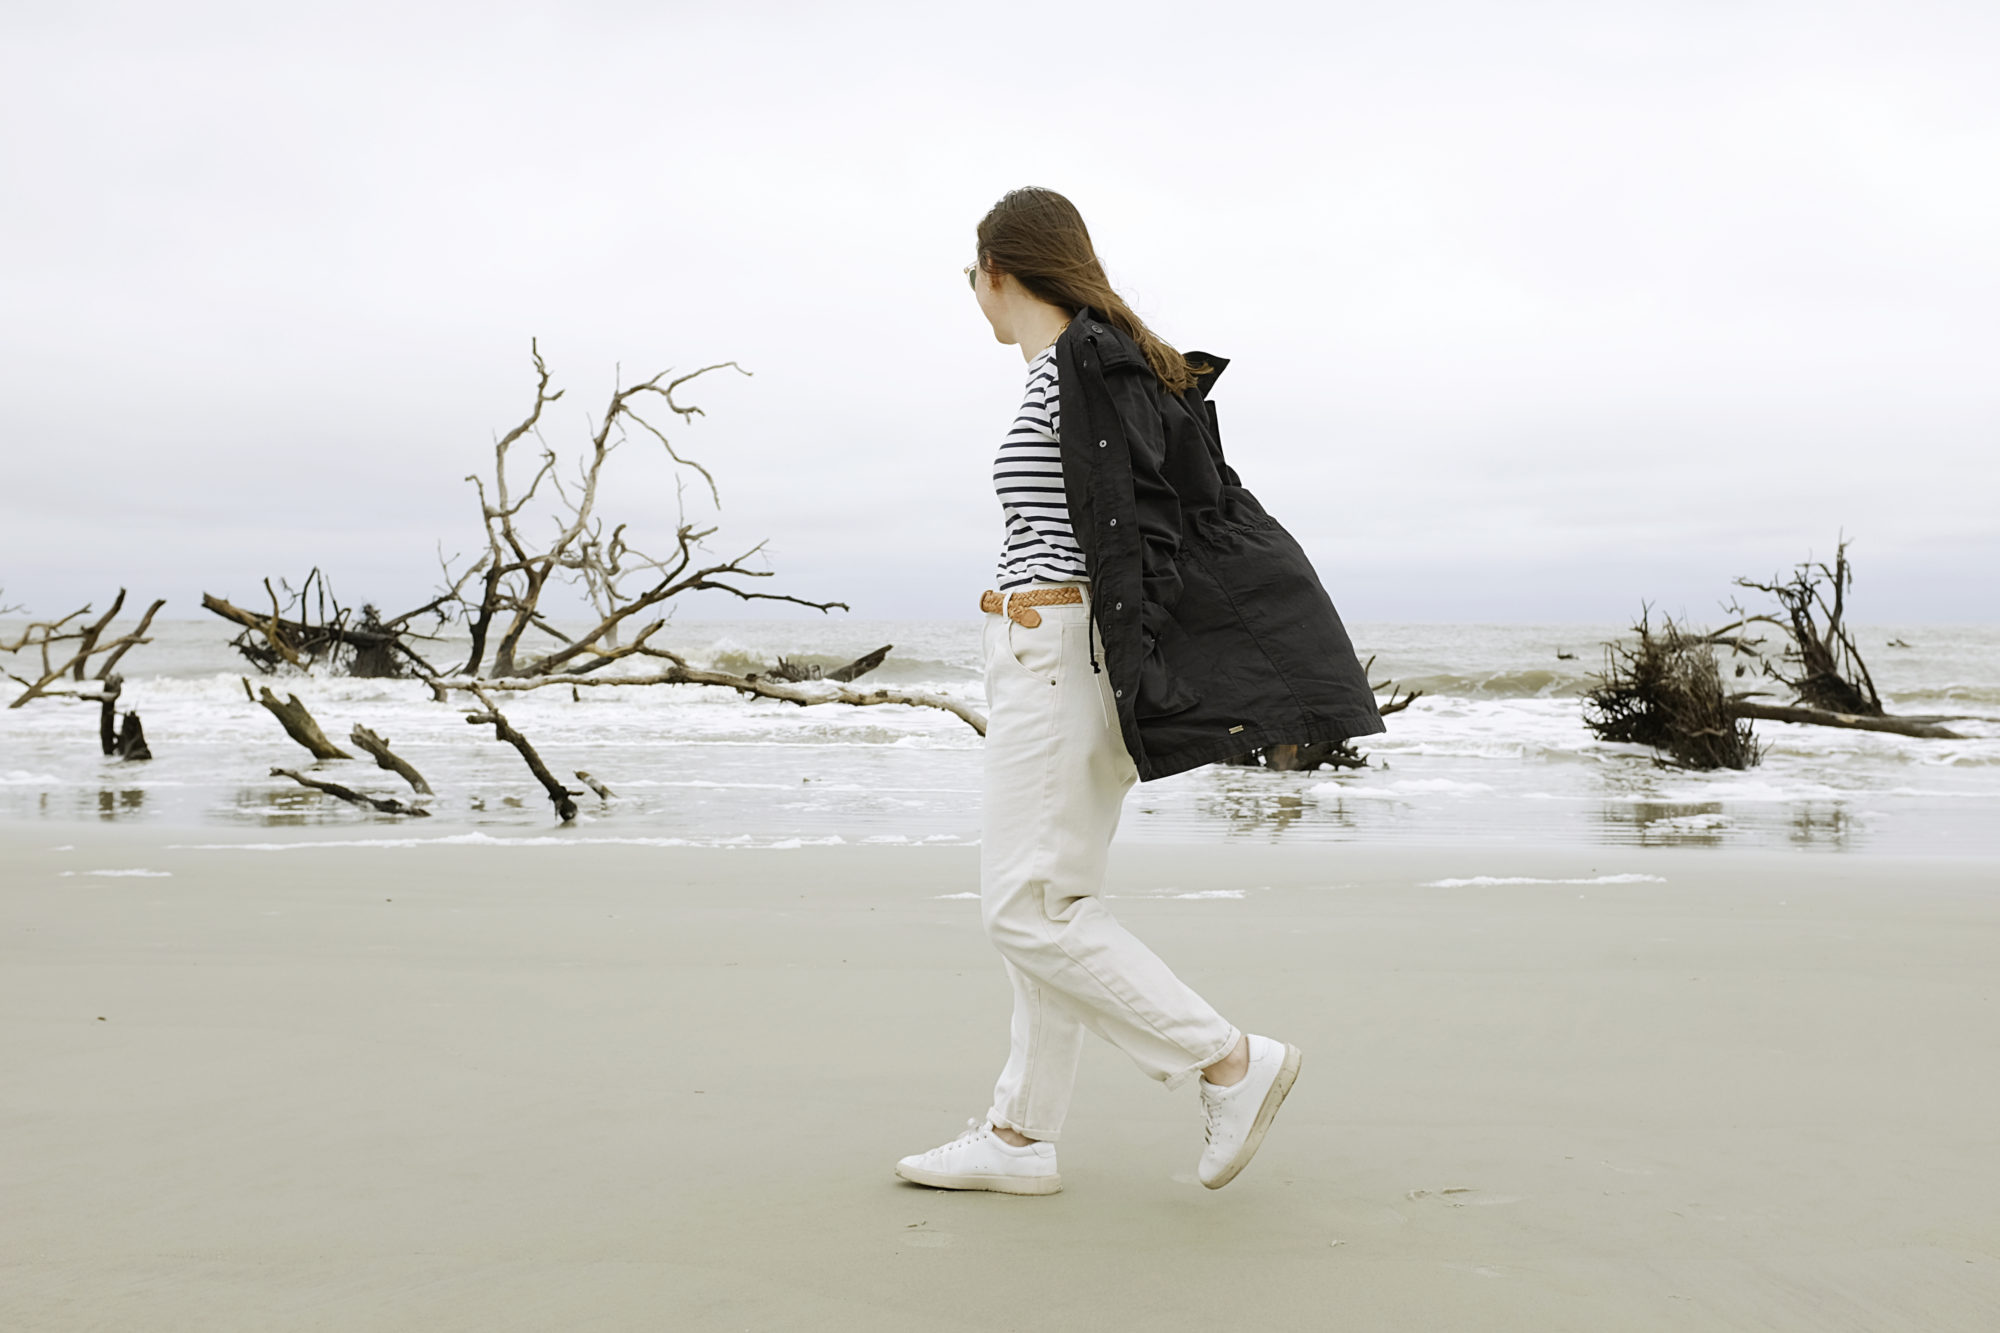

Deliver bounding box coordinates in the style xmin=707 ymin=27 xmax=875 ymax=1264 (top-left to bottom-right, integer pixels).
xmin=1201 ymin=1042 xmax=1303 ymax=1190
xmin=895 ymin=1163 xmax=1062 ymax=1195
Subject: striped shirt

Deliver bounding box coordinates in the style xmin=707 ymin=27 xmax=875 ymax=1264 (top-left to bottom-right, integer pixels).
xmin=994 ymin=344 xmax=1088 ymax=590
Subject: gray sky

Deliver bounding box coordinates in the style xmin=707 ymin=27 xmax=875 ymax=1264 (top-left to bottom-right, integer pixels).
xmin=4 ymin=0 xmax=1996 ymax=628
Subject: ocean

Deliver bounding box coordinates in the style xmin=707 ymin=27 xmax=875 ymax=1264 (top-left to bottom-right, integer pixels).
xmin=3 ymin=618 xmax=1997 ymax=854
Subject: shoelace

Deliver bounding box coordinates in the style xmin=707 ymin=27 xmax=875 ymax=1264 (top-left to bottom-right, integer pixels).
xmin=1201 ymin=1091 xmax=1217 ymax=1146
xmin=926 ymin=1118 xmax=987 ymax=1160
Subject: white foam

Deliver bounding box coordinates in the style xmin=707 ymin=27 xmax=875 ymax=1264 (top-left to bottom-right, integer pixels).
xmin=1310 ymin=778 xmax=1496 ymax=802
xmin=1424 ymin=873 xmax=1667 ymax=887
xmin=932 ymin=891 xmax=979 ymax=900
xmin=1170 ymin=889 xmax=1246 ymax=899
xmin=63 ymin=868 xmax=174 ymax=878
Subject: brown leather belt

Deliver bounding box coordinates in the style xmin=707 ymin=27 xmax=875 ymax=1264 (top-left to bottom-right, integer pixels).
xmin=980 ymin=585 xmax=1083 ymax=628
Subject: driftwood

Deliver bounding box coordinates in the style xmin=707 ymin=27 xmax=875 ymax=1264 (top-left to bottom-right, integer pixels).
xmin=350 ymin=725 xmax=433 ymax=793
xmin=3 ymin=590 xmax=166 ymax=708
xmin=574 ymin=770 xmax=615 ymax=799
xmin=271 ymin=768 xmax=429 ymax=816
xmin=1365 ymin=656 xmax=1422 ymax=717
xmin=243 ymin=678 xmax=352 ymax=759
xmin=442 ymin=664 xmax=989 ymax=736
xmin=763 ymin=645 xmax=892 ymax=684
xmin=1728 ymin=701 xmax=1963 ymax=740
xmin=95 ymin=675 xmax=152 ymax=760
xmin=463 ymin=686 xmax=579 ymax=821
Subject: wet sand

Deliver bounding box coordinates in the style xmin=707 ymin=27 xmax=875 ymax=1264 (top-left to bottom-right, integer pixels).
xmin=4 ymin=827 xmax=1998 ymax=1330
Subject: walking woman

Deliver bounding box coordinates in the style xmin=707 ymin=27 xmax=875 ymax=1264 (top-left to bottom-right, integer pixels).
xmin=896 ymin=188 xmax=1385 ymax=1195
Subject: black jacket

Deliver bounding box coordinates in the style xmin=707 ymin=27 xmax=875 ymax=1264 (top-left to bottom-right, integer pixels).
xmin=1053 ymin=309 xmax=1386 ymax=781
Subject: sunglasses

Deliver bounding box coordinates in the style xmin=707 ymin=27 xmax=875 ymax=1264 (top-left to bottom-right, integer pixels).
xmin=964 ymin=262 xmax=979 ymax=290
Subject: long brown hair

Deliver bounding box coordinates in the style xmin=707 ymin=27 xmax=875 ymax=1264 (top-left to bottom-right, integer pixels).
xmin=975 ymin=187 xmax=1207 ymax=393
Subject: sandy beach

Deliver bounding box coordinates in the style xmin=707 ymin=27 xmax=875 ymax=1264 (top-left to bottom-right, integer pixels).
xmin=2 ymin=828 xmax=1995 ymax=1330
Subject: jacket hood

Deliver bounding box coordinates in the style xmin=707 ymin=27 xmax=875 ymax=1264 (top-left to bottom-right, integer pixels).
xmin=1061 ymin=307 xmax=1228 ymax=399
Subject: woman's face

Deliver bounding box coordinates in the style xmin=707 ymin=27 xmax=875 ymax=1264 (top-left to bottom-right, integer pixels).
xmin=970 ymin=259 xmax=1013 ymax=344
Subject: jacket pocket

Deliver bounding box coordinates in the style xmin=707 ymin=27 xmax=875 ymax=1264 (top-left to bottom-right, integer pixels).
xmin=1136 ymin=619 xmax=1202 ymax=719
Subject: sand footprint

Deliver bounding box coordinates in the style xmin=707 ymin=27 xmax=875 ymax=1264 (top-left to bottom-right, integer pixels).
xmin=1406 ymin=1187 xmax=1524 ymax=1208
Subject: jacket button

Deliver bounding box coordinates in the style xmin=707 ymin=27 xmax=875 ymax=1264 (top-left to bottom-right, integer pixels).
xmin=1114 ymin=601 xmax=1123 ymax=610
xmin=1097 ymin=439 xmax=1107 ymax=448
xmin=1114 ymin=688 xmax=1123 ymax=698
xmin=1092 ymin=325 xmax=1104 ymax=333
xmin=1108 ymin=518 xmax=1118 ymax=527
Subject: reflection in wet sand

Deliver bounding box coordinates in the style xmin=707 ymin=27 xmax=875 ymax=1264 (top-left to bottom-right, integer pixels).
xmin=96 ymin=789 xmax=145 ymax=819
xmin=1600 ymin=802 xmax=1731 ymax=847
xmin=1790 ymin=803 xmax=1860 ymax=849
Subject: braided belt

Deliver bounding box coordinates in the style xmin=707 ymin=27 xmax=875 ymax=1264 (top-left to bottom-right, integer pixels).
xmin=979 ymin=585 xmax=1083 ymax=628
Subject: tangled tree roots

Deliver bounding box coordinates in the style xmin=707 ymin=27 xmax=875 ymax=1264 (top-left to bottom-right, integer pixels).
xmin=1586 ymin=613 xmax=1762 ymax=771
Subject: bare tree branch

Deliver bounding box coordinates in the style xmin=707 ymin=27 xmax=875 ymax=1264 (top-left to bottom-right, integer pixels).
xmin=462 ymin=684 xmax=580 ymax=821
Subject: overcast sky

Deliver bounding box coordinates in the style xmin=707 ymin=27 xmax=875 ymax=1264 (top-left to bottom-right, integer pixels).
xmin=3 ymin=0 xmax=1995 ymax=629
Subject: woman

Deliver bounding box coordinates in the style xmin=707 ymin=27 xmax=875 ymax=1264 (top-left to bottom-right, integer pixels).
xmin=895 ymin=188 xmax=1385 ymax=1196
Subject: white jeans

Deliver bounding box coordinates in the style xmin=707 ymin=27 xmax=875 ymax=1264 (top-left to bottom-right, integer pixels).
xmin=980 ymin=588 xmax=1240 ymax=1143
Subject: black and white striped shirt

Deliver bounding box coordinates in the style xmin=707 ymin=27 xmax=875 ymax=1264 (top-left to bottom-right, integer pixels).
xmin=994 ymin=344 xmax=1089 ymax=590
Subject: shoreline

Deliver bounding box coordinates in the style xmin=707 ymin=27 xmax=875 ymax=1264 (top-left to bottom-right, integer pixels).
xmin=5 ymin=829 xmax=1998 ymax=1328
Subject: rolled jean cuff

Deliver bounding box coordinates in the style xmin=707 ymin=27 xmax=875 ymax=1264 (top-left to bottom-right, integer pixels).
xmin=1161 ymin=1024 xmax=1243 ymax=1092
xmin=985 ymin=1109 xmax=1056 ymax=1144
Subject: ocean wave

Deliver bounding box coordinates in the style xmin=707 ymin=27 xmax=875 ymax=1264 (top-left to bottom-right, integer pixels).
xmin=1396 ymin=668 xmax=1596 ymax=699
xmin=1423 ymin=873 xmax=1666 ymax=887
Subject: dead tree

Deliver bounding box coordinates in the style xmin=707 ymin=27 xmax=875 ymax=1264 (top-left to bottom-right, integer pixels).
xmin=1729 ymin=539 xmax=1882 ymax=715
xmin=203 ymin=568 xmax=461 ymax=678
xmin=444 ymin=343 xmax=845 ymax=681
xmin=350 ymin=725 xmax=432 ymax=793
xmin=3 ymin=589 xmax=165 ymax=708
xmin=243 ymin=678 xmax=353 ymax=759
xmin=1586 ymin=542 xmax=1975 ymax=769
xmin=271 ymin=768 xmax=429 ymax=817
xmin=95 ymin=675 xmax=151 ymax=760
xmin=463 ymin=685 xmax=579 ymax=821
xmin=1585 ymin=612 xmax=1763 ymax=770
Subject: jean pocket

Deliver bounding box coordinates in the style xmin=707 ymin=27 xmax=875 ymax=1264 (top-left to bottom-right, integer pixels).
xmin=1004 ymin=617 xmax=1063 ymax=682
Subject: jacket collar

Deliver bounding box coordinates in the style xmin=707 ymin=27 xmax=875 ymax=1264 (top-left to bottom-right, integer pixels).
xmin=1059 ymin=307 xmax=1228 ymax=398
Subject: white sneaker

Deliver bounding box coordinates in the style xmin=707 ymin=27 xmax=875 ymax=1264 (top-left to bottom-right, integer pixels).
xmin=896 ymin=1119 xmax=1062 ymax=1195
xmin=1197 ymin=1035 xmax=1303 ymax=1189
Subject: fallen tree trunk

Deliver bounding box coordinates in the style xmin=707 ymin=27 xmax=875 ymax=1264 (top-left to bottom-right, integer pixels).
xmin=440 ymin=667 xmax=989 ymax=735
xmin=463 ymin=686 xmax=579 ymax=821
xmin=350 ymin=725 xmax=432 ymax=793
xmin=244 ymin=678 xmax=353 ymax=759
xmin=272 ymin=767 xmax=429 ymax=816
xmin=1727 ymin=701 xmax=1965 ymax=740
xmin=574 ymin=770 xmax=614 ymax=800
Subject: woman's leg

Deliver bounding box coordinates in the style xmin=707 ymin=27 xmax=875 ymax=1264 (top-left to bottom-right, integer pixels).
xmin=986 ymin=958 xmax=1090 ymax=1142
xmin=980 ymin=603 xmax=1240 ymax=1101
